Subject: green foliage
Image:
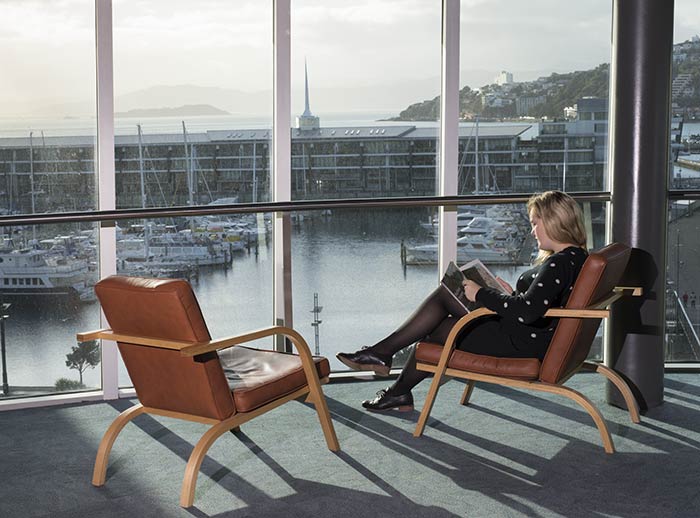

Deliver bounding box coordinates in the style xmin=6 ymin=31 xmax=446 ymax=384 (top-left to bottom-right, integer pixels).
xmin=54 ymin=378 xmax=86 ymax=391
xmin=530 ymin=64 xmax=609 ymax=119
xmin=65 ymin=340 xmax=100 ymax=385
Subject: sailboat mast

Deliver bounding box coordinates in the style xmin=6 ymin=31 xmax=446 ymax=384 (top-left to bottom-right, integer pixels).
xmin=29 ymin=131 xmax=36 ymax=241
xmin=474 ymin=116 xmax=480 ymax=193
xmin=137 ymin=124 xmax=149 ymax=260
xmin=182 ymin=121 xmax=193 ymax=206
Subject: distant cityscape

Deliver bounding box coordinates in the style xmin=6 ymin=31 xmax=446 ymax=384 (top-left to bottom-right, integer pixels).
xmin=394 ymin=35 xmax=700 ymax=124
xmin=0 ymin=36 xmax=699 ymax=216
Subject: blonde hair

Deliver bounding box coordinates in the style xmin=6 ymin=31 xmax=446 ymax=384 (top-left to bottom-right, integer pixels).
xmin=527 ymin=190 xmax=587 ymax=264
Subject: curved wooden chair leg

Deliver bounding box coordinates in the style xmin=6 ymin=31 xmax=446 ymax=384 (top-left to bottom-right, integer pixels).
xmin=180 ymin=418 xmax=238 ymax=508
xmin=585 ymin=361 xmax=641 ymax=423
xmin=92 ymin=404 xmax=146 ymax=486
xmin=308 ymin=386 xmax=340 ymax=452
xmin=460 ymin=380 xmax=476 ymax=406
xmin=543 ymin=384 xmax=615 ymax=454
xmin=414 ymin=371 xmax=445 ymax=438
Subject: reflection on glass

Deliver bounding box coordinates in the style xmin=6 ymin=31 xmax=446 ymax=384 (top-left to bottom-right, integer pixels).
xmin=116 ymin=214 xmax=274 ymax=387
xmin=291 ymin=0 xmax=442 ymax=200
xmin=113 ymin=1 xmax=272 ymax=209
xmin=0 ymin=223 xmax=100 ymax=399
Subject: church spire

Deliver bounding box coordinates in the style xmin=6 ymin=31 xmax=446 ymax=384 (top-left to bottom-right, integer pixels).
xmin=303 ymin=59 xmax=312 ymax=117
xmin=296 ymin=58 xmax=320 ymax=131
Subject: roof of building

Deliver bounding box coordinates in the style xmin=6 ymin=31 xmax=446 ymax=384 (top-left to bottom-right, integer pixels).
xmin=0 ymin=123 xmax=531 ymax=149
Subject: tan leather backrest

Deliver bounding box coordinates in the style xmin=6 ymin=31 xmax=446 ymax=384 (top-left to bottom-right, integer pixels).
xmin=539 ymin=243 xmax=631 ymax=384
xmin=95 ymin=276 xmax=236 ymax=420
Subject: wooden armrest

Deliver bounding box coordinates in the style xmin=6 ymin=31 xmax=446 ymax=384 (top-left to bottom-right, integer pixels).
xmin=543 ymin=286 xmax=643 ymax=319
xmin=77 ymin=328 xmax=196 ymax=351
xmin=615 ymin=286 xmax=643 ymax=296
xmin=77 ymin=326 xmax=313 ymax=357
xmin=179 ymin=326 xmax=303 ymax=356
xmin=544 ymin=308 xmax=610 ymax=318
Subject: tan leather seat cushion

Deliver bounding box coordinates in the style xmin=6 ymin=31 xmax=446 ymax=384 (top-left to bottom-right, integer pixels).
xmin=416 ymin=342 xmax=541 ymax=381
xmin=220 ymin=346 xmax=331 ymax=413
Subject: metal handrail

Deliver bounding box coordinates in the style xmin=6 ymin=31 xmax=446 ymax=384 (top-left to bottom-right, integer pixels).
xmin=0 ymin=191 xmax=612 ymax=227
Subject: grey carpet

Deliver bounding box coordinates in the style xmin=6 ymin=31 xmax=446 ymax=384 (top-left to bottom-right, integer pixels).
xmin=2 ymin=373 xmax=700 ymax=517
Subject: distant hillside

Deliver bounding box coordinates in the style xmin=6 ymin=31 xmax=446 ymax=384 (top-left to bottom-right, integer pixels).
xmin=115 ymin=104 xmax=230 ymax=118
xmin=529 ymin=64 xmax=609 ymax=118
xmin=392 ymin=64 xmax=610 ymax=121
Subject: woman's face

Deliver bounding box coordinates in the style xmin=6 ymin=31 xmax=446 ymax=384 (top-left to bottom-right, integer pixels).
xmin=530 ymin=212 xmax=555 ymax=251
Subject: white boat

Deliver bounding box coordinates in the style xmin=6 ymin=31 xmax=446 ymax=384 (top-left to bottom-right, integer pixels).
xmin=0 ymin=239 xmax=91 ymax=299
xmin=405 ymin=236 xmax=518 ymax=265
xmin=117 ymin=224 xmax=232 ymax=268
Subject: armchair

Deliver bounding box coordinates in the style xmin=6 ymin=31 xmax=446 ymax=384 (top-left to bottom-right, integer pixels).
xmin=413 ymin=242 xmax=640 ymax=453
xmin=78 ymin=275 xmax=339 ymax=507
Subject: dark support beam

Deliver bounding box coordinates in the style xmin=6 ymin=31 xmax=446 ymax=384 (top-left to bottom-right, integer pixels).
xmin=608 ymin=0 xmax=674 ymax=410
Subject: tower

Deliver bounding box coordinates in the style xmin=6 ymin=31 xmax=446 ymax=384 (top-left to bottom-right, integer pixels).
xmin=296 ymin=60 xmax=320 ymax=131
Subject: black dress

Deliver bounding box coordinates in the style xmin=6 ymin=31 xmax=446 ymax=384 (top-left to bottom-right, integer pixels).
xmin=455 ymin=246 xmax=588 ymax=360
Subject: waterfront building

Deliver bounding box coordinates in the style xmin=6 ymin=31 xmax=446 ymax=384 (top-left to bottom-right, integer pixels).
xmin=0 ymin=119 xmax=611 ymax=210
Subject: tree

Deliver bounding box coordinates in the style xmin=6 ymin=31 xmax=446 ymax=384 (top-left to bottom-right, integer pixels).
xmin=65 ymin=340 xmax=100 ymax=385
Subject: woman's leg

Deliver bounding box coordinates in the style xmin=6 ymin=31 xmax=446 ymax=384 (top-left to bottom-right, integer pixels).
xmin=386 ymin=316 xmax=459 ymax=395
xmin=370 ymin=286 xmax=466 ymax=358
xmin=338 ymin=285 xmax=465 ymax=376
xmin=362 ymin=316 xmax=459 ymax=411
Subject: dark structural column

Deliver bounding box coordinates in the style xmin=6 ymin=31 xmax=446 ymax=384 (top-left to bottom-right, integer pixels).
xmin=608 ymin=0 xmax=674 ymax=410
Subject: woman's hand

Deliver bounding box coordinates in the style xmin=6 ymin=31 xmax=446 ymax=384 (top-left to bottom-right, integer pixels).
xmin=496 ymin=276 xmax=513 ymax=293
xmin=462 ymin=279 xmax=482 ymax=302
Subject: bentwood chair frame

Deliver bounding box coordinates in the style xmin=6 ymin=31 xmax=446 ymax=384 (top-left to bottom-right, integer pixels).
xmin=413 ymin=243 xmax=641 ymax=454
xmin=78 ymin=277 xmax=339 ymax=508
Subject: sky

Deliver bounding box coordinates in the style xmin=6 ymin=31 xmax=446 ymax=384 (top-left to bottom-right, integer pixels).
xmin=0 ymin=0 xmax=698 ymax=118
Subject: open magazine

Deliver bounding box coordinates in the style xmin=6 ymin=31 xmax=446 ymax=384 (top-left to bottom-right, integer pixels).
xmin=441 ymin=259 xmax=510 ymax=311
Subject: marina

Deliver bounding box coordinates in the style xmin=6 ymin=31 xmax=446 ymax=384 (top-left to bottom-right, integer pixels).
xmin=0 ymin=115 xmax=697 ymax=396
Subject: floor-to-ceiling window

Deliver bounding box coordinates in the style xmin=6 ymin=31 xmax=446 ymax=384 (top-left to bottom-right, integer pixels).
xmin=667 ymin=0 xmax=700 ymax=363
xmin=111 ymin=1 xmax=275 ymax=386
xmin=1 ymin=0 xmax=694 ymax=407
xmin=0 ymin=1 xmax=100 ymax=398
xmin=289 ymin=0 xmax=442 ymax=370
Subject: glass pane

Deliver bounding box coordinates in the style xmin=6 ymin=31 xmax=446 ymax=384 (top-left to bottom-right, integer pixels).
xmin=670 ymin=2 xmax=700 ymax=189
xmin=116 ymin=214 xmax=273 ymax=387
xmin=459 ymin=0 xmax=611 ymax=194
xmin=292 ymin=207 xmax=437 ymax=371
xmin=0 ymin=1 xmax=97 ymax=214
xmin=291 ymin=0 xmax=442 ymax=200
xmin=113 ymin=1 xmax=272 ymax=209
xmin=439 ymin=201 xmax=606 ymax=360
xmin=666 ymin=201 xmax=700 ymax=362
xmin=0 ymin=223 xmax=100 ymax=399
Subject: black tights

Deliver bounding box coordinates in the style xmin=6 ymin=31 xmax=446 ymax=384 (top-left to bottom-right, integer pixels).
xmin=369 ymin=286 xmax=467 ymax=396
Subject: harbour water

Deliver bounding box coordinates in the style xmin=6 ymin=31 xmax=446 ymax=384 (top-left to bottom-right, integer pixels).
xmin=0 ymin=113 xmax=695 ymax=394
xmin=2 ymin=208 xmax=535 ymax=393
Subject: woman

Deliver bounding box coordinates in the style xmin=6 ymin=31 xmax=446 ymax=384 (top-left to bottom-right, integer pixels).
xmin=337 ymin=190 xmax=589 ymax=412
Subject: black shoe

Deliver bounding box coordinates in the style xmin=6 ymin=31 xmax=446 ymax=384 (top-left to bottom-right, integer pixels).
xmin=336 ymin=347 xmax=392 ymax=376
xmin=362 ymin=388 xmax=414 ymax=412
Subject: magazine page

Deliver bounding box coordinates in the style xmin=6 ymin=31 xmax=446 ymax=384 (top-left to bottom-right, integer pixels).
xmin=459 ymin=259 xmax=510 ymax=294
xmin=440 ymin=261 xmax=469 ymax=310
